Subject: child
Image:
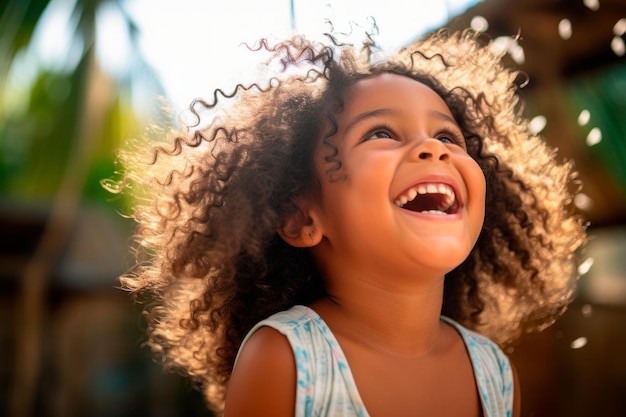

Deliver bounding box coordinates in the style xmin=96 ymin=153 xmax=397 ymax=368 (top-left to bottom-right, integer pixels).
xmin=110 ymin=27 xmax=586 ymax=416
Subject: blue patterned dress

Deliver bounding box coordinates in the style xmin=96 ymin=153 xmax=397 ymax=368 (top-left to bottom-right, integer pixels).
xmin=236 ymin=305 xmax=514 ymax=417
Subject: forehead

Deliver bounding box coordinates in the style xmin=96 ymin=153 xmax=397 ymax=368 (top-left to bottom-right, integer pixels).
xmin=340 ymin=73 xmax=453 ymax=119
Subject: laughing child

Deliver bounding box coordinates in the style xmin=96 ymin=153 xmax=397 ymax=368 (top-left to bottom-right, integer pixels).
xmin=109 ymin=27 xmax=586 ymax=416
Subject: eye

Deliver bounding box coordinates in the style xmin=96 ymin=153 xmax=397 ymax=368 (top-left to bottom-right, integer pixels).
xmin=436 ymin=129 xmax=466 ymax=149
xmin=368 ymin=130 xmax=393 ymax=140
xmin=362 ymin=124 xmax=396 ymax=142
xmin=438 ymin=136 xmax=455 ymax=144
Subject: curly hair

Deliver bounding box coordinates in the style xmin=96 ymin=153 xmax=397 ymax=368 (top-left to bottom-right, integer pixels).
xmin=109 ymin=29 xmax=586 ymax=411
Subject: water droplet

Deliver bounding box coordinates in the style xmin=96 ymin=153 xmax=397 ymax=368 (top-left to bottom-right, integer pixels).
xmin=577 ymin=109 xmax=591 ymax=126
xmin=578 ymin=257 xmax=595 ymax=275
xmin=614 ymin=18 xmax=626 ymax=36
xmin=583 ymin=0 xmax=600 ymax=10
xmin=586 ymin=127 xmax=602 ymax=146
xmin=528 ymin=115 xmax=547 ymax=134
xmin=570 ymin=337 xmax=588 ymax=349
xmin=611 ymin=36 xmax=625 ymax=56
xmin=581 ymin=304 xmax=593 ymax=318
xmin=559 ymin=19 xmax=572 ymax=39
xmin=470 ymin=16 xmax=489 ymax=32
xmin=574 ymin=193 xmax=593 ymax=211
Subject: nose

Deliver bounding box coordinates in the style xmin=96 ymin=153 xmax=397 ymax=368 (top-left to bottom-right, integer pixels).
xmin=410 ymin=138 xmax=451 ymax=162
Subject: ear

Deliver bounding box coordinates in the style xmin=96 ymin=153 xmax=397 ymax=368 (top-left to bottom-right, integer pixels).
xmin=277 ymin=203 xmax=324 ymax=248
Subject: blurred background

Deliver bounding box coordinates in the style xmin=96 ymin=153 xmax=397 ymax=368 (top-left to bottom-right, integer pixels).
xmin=1 ymin=0 xmax=625 ymax=416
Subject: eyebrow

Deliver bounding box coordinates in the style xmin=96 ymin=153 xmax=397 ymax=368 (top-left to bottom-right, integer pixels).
xmin=343 ymin=108 xmax=395 ymax=136
xmin=429 ymin=109 xmax=459 ymax=126
xmin=343 ymin=107 xmax=460 ymax=136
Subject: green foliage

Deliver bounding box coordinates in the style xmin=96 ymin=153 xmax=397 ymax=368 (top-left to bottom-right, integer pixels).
xmin=0 ymin=0 xmax=161 ymax=215
xmin=0 ymin=0 xmax=52 ymax=80
xmin=1 ymin=69 xmax=78 ymax=198
xmin=567 ymin=63 xmax=626 ymax=189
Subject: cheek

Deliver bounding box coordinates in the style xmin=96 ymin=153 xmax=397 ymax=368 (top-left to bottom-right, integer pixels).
xmin=471 ymin=169 xmax=487 ymax=236
xmin=463 ymin=157 xmax=487 ymax=199
xmin=346 ymin=149 xmax=398 ymax=179
xmin=460 ymin=158 xmax=486 ymax=233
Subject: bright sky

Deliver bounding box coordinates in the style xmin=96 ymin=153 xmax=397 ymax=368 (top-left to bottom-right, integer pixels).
xmin=124 ymin=0 xmax=478 ymax=109
xmin=21 ymin=0 xmax=478 ymax=111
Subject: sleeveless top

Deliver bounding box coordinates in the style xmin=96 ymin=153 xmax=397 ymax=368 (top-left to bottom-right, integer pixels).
xmin=236 ymin=305 xmax=514 ymax=417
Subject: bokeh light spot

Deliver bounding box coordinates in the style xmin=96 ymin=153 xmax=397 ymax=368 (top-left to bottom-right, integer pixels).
xmin=611 ymin=36 xmax=625 ymax=56
xmin=578 ymin=257 xmax=595 ymax=275
xmin=570 ymin=337 xmax=588 ymax=349
xmin=586 ymin=127 xmax=602 ymax=146
xmin=470 ymin=15 xmax=489 ymax=32
xmin=577 ymin=109 xmax=591 ymax=126
xmin=613 ymin=18 xmax=626 ymax=36
xmin=559 ymin=18 xmax=572 ymax=39
xmin=528 ymin=115 xmax=547 ymax=134
xmin=574 ymin=193 xmax=594 ymax=211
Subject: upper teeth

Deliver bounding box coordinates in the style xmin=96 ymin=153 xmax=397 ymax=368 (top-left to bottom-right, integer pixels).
xmin=394 ymin=183 xmax=456 ymax=211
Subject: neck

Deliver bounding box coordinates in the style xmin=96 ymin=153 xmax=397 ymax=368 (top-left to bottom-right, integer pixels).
xmin=310 ymin=271 xmax=446 ymax=358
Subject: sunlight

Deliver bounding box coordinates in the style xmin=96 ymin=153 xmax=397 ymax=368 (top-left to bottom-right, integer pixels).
xmin=123 ymin=0 xmax=478 ymax=109
xmin=32 ymin=0 xmax=83 ymax=73
xmin=18 ymin=0 xmax=479 ymax=112
xmin=96 ymin=2 xmax=132 ymax=78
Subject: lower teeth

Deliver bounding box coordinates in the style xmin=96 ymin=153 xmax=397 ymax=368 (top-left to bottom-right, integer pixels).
xmin=421 ymin=210 xmax=446 ymax=215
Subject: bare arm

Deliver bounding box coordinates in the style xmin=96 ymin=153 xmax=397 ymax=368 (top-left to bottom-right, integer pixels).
xmin=223 ymin=326 xmax=296 ymax=417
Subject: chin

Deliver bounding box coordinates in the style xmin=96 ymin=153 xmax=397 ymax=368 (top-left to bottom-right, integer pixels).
xmin=411 ymin=242 xmax=473 ymax=274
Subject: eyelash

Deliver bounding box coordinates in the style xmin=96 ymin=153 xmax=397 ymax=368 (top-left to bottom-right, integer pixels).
xmin=361 ymin=124 xmax=466 ymax=147
xmin=362 ymin=123 xmax=396 ymax=142
xmin=436 ymin=128 xmax=466 ymax=147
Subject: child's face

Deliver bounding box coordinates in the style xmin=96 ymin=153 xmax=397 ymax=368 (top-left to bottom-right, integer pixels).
xmin=311 ymin=73 xmax=486 ymax=279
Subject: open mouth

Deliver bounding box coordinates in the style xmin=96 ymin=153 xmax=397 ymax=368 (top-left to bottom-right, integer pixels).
xmin=394 ymin=183 xmax=460 ymax=215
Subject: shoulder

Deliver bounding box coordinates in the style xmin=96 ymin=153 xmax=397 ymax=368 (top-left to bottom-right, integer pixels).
xmin=224 ymin=325 xmax=296 ymax=417
xmin=224 ymin=306 xmax=316 ymax=417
